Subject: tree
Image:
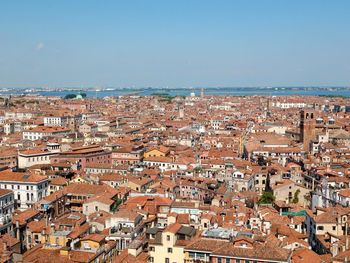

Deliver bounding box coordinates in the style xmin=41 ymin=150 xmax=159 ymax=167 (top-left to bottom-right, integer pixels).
xmin=258 ymin=192 xmax=275 ymax=205
xmin=111 ymin=197 xmax=122 ymax=212
xmin=292 ymin=189 xmax=300 ymax=204
xmin=257 ymin=155 xmax=266 ymax=166
xmin=64 ymin=94 xmax=77 ymax=99
xmin=194 ymin=166 xmax=202 ymax=173
xmin=246 ymin=197 xmax=255 ymax=208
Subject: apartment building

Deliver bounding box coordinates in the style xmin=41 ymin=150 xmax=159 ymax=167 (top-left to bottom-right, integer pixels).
xmin=111 ymin=146 xmax=144 ymax=166
xmin=50 ymin=145 xmax=111 ymax=171
xmin=149 ymin=223 xmax=196 ymax=263
xmin=106 ymin=209 xmax=144 ymax=253
xmin=0 ymin=189 xmax=15 ymax=234
xmin=305 ymin=206 xmax=350 ymax=253
xmin=0 ymin=171 xmax=48 ymax=210
xmin=18 ymin=143 xmax=60 ymax=169
xmin=0 ymin=147 xmax=17 ymax=168
xmin=23 ymin=126 xmax=70 ymax=141
xmin=184 ymin=235 xmax=292 ymax=263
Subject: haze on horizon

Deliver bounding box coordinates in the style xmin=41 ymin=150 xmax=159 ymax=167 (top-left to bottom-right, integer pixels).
xmin=1 ymin=0 xmax=350 ymax=88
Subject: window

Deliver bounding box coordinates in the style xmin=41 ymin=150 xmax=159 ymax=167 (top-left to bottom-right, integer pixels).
xmin=166 ymin=235 xmax=170 ymax=241
xmin=149 ymin=246 xmax=155 ymax=251
xmin=317 ymin=226 xmax=324 ymax=231
xmin=165 ymin=258 xmax=169 ymax=263
xmin=333 ymin=226 xmax=336 ymax=231
xmin=235 ymin=260 xmax=240 ymax=263
xmin=226 ymin=259 xmax=230 ymax=263
xmin=168 ymin=248 xmax=172 ymax=253
xmin=218 ymin=258 xmax=222 ymax=263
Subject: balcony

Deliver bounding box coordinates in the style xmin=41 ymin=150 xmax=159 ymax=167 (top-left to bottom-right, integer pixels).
xmin=0 ymin=215 xmax=12 ymax=226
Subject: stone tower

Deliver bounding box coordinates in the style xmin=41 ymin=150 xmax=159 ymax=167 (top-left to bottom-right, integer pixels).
xmin=300 ymin=110 xmax=316 ymax=153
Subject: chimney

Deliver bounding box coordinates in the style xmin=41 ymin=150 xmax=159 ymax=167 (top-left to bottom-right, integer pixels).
xmin=16 ymin=220 xmax=20 ymax=239
xmin=332 ymin=244 xmax=338 ymax=257
xmin=50 ymin=223 xmax=55 ymax=233
xmin=267 ymin=228 xmax=271 ymax=235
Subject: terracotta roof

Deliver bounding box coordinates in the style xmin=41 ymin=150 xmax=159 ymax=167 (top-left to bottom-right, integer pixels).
xmin=185 ymin=238 xmax=228 ymax=252
xmin=212 ymin=238 xmax=291 ymax=261
xmin=81 ymin=233 xmax=105 ymax=243
xmin=164 ymin=223 xmax=182 ymax=234
xmin=49 ymin=176 xmax=68 ymax=186
xmin=0 ymin=189 xmax=13 ymax=197
xmin=0 ymin=171 xmax=47 ymax=183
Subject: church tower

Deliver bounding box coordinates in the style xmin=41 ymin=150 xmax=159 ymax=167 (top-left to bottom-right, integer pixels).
xmin=300 ymin=110 xmax=316 ymax=153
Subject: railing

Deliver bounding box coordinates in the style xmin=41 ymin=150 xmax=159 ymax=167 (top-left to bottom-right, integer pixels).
xmin=0 ymin=216 xmax=12 ymax=226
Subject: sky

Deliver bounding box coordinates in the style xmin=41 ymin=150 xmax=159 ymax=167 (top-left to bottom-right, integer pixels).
xmin=0 ymin=0 xmax=350 ymax=88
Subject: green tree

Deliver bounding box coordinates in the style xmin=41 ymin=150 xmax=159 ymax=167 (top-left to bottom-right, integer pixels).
xmin=194 ymin=166 xmax=202 ymax=173
xmin=64 ymin=94 xmax=77 ymax=99
xmin=111 ymin=197 xmax=122 ymax=212
xmin=258 ymin=192 xmax=275 ymax=205
xmin=292 ymin=189 xmax=300 ymax=204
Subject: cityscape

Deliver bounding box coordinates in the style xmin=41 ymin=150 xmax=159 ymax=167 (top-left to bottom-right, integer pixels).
xmin=1 ymin=1 xmax=350 ymax=263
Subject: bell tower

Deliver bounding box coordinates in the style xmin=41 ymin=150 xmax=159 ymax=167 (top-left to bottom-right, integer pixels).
xmin=300 ymin=110 xmax=316 ymax=153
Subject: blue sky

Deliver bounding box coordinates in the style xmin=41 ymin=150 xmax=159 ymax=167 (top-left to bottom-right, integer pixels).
xmin=0 ymin=1 xmax=350 ymax=88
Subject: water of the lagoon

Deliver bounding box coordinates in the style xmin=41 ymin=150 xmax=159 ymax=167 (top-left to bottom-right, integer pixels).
xmin=2 ymin=89 xmax=350 ymax=98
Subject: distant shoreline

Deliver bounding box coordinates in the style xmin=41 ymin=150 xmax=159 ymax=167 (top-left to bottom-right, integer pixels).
xmin=1 ymin=87 xmax=350 ymax=98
